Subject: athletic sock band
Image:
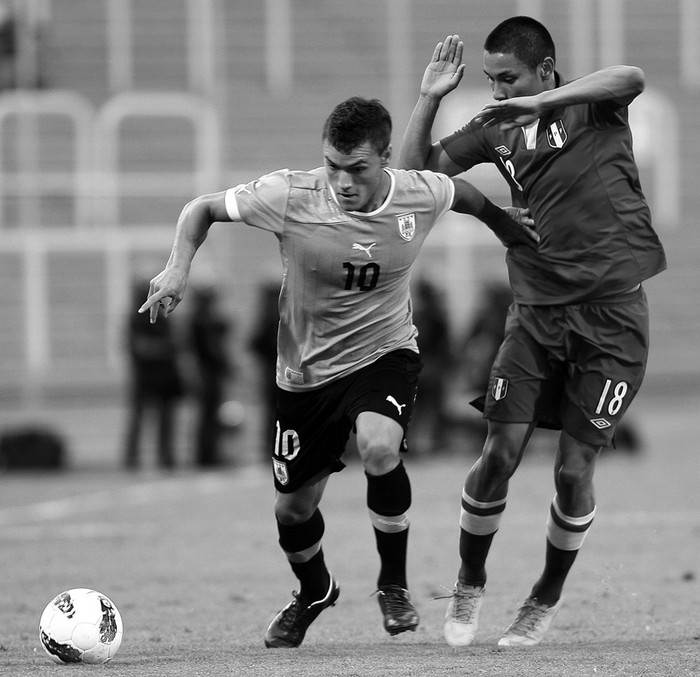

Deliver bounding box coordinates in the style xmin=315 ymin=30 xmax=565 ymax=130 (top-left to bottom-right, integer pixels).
xmin=460 ymin=489 xmax=507 ymax=535
xmin=546 ymin=494 xmax=596 ymax=551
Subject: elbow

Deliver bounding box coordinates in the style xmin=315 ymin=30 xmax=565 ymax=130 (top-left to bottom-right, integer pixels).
xmin=185 ymin=192 xmax=220 ymax=224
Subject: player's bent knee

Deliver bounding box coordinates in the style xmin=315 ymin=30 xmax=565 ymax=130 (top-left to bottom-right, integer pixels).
xmin=556 ymin=463 xmax=594 ymax=491
xmin=274 ymin=494 xmax=317 ymax=525
xmin=358 ymin=441 xmax=400 ymax=475
xmin=480 ymin=438 xmax=521 ymax=479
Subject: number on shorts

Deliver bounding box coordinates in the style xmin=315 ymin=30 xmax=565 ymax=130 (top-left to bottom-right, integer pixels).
xmin=595 ymin=379 xmax=629 ymax=416
xmin=274 ymin=422 xmax=301 ymax=461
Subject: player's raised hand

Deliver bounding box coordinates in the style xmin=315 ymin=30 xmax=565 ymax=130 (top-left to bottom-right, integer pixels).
xmin=474 ymin=96 xmax=542 ymax=131
xmin=419 ymin=35 xmax=465 ymax=99
xmin=138 ymin=267 xmax=189 ymax=324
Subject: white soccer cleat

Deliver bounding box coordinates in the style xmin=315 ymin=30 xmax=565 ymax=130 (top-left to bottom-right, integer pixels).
xmin=442 ymin=583 xmax=485 ymax=647
xmin=498 ymin=596 xmax=562 ymax=647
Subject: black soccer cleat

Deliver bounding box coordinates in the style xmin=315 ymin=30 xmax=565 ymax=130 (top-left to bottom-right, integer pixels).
xmin=264 ymin=575 xmax=340 ymax=648
xmin=376 ymin=584 xmax=420 ymax=636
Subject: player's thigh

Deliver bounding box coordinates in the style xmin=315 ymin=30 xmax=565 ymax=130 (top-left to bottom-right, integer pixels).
xmin=562 ymin=293 xmax=649 ymax=445
xmin=483 ymin=310 xmax=556 ymax=424
xmin=273 ymin=386 xmax=351 ymax=494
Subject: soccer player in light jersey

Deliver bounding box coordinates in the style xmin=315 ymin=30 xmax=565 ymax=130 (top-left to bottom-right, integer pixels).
xmin=140 ymin=97 xmax=538 ymax=648
xmin=400 ymin=17 xmax=666 ymax=647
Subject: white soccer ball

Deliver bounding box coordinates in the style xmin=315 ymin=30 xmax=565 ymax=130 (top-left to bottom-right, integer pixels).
xmin=38 ymin=588 xmax=123 ymax=664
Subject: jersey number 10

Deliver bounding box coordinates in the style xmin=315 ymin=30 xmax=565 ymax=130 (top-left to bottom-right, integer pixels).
xmin=343 ymin=262 xmax=380 ymax=291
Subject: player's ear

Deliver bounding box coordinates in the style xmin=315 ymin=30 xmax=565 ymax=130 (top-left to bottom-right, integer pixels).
xmin=381 ymin=144 xmax=392 ymax=167
xmin=540 ymin=57 xmax=554 ymax=81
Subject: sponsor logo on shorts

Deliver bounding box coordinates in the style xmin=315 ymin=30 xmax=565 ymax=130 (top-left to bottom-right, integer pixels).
xmin=273 ymin=459 xmax=289 ymax=485
xmin=492 ymin=378 xmax=508 ymax=401
xmin=385 ymin=395 xmax=406 ymax=415
xmin=590 ymin=418 xmax=611 ymax=429
xmin=397 ymin=213 xmax=416 ymax=241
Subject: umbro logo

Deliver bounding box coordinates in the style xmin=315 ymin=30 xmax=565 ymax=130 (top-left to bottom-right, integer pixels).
xmin=386 ymin=395 xmax=406 ymax=415
xmin=590 ymin=418 xmax=611 ymax=429
xmin=352 ymin=242 xmax=377 ymax=258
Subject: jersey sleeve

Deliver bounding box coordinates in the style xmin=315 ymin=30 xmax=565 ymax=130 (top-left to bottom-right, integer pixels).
xmin=224 ymin=169 xmax=291 ymax=235
xmin=422 ymin=170 xmax=455 ymax=222
xmin=440 ymin=119 xmax=492 ymax=170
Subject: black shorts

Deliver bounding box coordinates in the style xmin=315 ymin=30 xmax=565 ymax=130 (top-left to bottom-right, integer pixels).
xmin=271 ymin=349 xmax=422 ymax=493
xmin=480 ymin=287 xmax=649 ymax=446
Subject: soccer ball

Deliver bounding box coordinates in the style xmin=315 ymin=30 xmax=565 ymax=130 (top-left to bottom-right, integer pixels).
xmin=38 ymin=588 xmax=123 ymax=664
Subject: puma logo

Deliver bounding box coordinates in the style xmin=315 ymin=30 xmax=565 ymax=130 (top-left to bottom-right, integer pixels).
xmin=352 ymin=242 xmax=377 ymax=258
xmin=386 ymin=395 xmax=406 ymax=415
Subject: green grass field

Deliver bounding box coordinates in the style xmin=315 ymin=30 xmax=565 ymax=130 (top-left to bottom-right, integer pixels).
xmin=0 ymin=390 xmax=698 ymax=676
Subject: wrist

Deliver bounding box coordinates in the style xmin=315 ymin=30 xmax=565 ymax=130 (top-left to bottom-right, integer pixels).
xmin=417 ymin=91 xmax=443 ymax=106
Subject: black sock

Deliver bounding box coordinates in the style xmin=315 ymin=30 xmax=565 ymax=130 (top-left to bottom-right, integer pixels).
xmin=458 ymin=530 xmax=495 ymax=587
xmin=366 ymin=461 xmax=411 ymax=589
xmin=277 ymin=509 xmax=330 ymax=601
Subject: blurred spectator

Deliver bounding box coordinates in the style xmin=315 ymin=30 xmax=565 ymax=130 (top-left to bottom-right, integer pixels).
xmin=460 ymin=281 xmax=513 ymax=397
xmin=187 ymin=285 xmax=234 ymax=467
xmin=410 ymin=277 xmax=452 ymax=455
xmin=443 ymin=280 xmax=514 ymax=445
xmin=248 ymin=279 xmax=280 ymax=461
xmin=123 ymin=279 xmax=184 ymax=470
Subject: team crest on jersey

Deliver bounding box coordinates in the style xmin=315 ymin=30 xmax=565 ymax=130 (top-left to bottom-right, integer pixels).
xmin=492 ymin=377 xmax=509 ymax=401
xmin=546 ymin=120 xmax=567 ymax=148
xmin=273 ymin=459 xmax=289 ymax=485
xmin=397 ymin=213 xmax=416 ymax=241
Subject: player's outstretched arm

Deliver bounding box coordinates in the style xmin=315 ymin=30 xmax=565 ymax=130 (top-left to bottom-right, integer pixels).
xmin=450 ymin=178 xmax=539 ymax=250
xmin=475 ymin=66 xmax=645 ymax=131
xmin=398 ymin=35 xmax=465 ymax=174
xmin=138 ymin=191 xmax=230 ymax=323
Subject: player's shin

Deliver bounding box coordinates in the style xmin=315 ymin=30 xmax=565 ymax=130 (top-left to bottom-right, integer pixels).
xmin=458 ymin=490 xmax=506 ymax=586
xmin=531 ymin=494 xmax=597 ymax=605
xmin=277 ymin=508 xmax=330 ymax=602
xmin=366 ymin=461 xmax=411 ymax=589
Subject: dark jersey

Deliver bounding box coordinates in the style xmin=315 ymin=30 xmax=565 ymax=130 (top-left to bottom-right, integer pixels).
xmin=440 ymin=76 xmax=666 ymax=304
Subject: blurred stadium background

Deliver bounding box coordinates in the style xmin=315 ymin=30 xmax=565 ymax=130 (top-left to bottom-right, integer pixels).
xmin=0 ymin=0 xmax=697 ymax=467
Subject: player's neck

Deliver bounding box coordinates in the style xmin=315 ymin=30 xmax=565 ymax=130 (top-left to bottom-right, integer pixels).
xmin=362 ymin=169 xmax=391 ymax=213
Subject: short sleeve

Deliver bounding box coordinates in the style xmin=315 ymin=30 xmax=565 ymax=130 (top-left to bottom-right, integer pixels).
xmin=226 ymin=169 xmax=291 ymax=234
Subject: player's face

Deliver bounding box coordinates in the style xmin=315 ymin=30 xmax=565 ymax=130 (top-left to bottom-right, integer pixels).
xmin=323 ymin=140 xmax=391 ymax=213
xmin=483 ymin=51 xmax=546 ymax=100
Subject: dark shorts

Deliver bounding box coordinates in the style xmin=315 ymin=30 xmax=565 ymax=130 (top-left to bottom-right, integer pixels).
xmin=271 ymin=349 xmax=422 ymax=493
xmin=480 ymin=287 xmax=649 ymax=446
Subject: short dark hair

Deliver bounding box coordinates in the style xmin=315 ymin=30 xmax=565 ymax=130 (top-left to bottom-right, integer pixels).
xmin=322 ymin=97 xmax=392 ymax=155
xmin=484 ymin=16 xmax=555 ymax=70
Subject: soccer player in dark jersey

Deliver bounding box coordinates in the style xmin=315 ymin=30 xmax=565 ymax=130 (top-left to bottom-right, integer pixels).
xmin=139 ymin=97 xmax=538 ymax=648
xmin=400 ymin=17 xmax=666 ymax=647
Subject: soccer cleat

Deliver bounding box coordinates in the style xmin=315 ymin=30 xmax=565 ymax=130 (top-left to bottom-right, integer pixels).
xmin=441 ymin=582 xmax=485 ymax=647
xmin=497 ymin=596 xmax=562 ymax=647
xmin=264 ymin=575 xmax=340 ymax=648
xmin=375 ymin=585 xmax=420 ymax=636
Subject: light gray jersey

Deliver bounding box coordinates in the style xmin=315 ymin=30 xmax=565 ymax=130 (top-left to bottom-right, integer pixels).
xmin=226 ymin=167 xmax=454 ymax=391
